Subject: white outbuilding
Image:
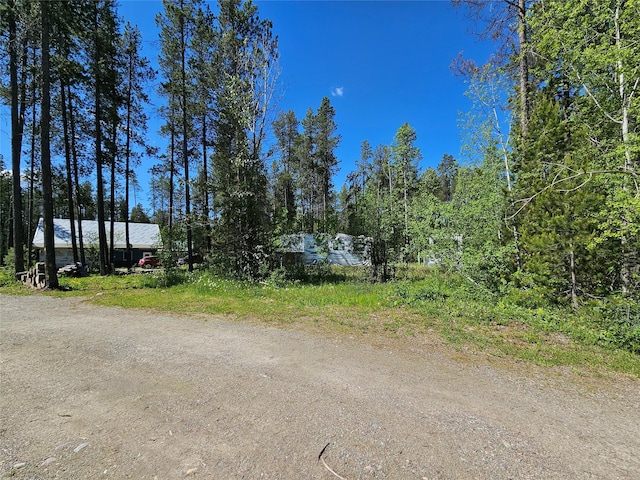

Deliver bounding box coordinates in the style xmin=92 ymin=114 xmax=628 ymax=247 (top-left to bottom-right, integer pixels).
xmin=32 ymin=218 xmax=161 ymax=268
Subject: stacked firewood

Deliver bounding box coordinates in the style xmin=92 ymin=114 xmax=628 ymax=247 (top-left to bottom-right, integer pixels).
xmin=15 ymin=262 xmax=47 ymax=289
xmin=57 ymin=262 xmax=88 ymax=278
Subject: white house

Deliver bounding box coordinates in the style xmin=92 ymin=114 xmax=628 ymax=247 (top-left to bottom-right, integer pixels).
xmin=32 ymin=218 xmax=161 ymax=268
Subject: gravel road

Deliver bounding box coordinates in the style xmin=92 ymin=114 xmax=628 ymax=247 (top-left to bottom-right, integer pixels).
xmin=1 ymin=293 xmax=639 ymax=479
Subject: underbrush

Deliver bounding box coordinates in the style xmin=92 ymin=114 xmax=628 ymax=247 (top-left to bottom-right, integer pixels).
xmin=0 ymin=267 xmax=15 ymax=287
xmin=389 ymin=276 xmax=639 ymax=357
xmin=0 ymin=267 xmax=33 ymax=294
xmin=0 ymin=267 xmax=23 ymax=292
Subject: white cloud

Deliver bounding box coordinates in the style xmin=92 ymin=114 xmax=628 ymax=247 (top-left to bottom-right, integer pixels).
xmin=331 ymin=87 xmax=344 ymax=97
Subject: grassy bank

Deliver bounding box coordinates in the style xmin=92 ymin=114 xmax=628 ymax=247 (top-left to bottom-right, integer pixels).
xmin=2 ymin=266 xmax=638 ymax=377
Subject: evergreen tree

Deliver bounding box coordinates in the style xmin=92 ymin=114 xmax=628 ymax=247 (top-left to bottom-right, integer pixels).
xmin=190 ymin=4 xmax=217 ymax=255
xmin=271 ymin=110 xmax=300 ymax=234
xmin=1 ymin=0 xmax=43 ymax=271
xmin=130 ymin=203 xmax=151 ymax=223
xmin=53 ymin=3 xmax=94 ymax=266
xmin=153 ymin=96 xmax=182 ymax=235
xmin=157 ymin=0 xmax=199 ymax=270
xmin=119 ymin=22 xmax=155 ymax=267
xmin=519 ymin=0 xmax=640 ymax=298
xmin=293 ymin=98 xmax=341 ymax=233
xmin=0 ymin=159 xmax=12 ymax=265
xmin=297 ymin=107 xmax=318 ymax=231
xmin=436 ymin=154 xmax=458 ymax=202
xmin=364 ymin=143 xmax=397 ymax=278
xmin=515 ymin=95 xmax=611 ymax=305
xmin=211 ymin=0 xmax=277 ymax=278
xmin=314 ymin=97 xmax=341 ymax=232
xmin=39 ymin=0 xmax=58 ymax=287
xmin=392 ymin=123 xmax=421 ymax=259
xmin=339 ymin=140 xmax=372 ymax=235
xmin=5 ymin=0 xmax=26 ymax=272
xmin=88 ymin=0 xmax=120 ymax=275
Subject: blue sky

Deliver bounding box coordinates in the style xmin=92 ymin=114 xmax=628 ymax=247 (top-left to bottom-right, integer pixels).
xmin=254 ymin=0 xmax=496 ymax=184
xmin=1 ymin=0 xmax=498 ymax=207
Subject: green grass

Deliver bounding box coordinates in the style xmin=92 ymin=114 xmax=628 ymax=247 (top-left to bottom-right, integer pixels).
xmin=2 ymin=267 xmax=638 ymax=378
xmin=0 ymin=267 xmax=31 ymax=294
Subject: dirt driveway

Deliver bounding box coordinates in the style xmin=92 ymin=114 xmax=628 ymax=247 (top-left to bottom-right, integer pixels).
xmin=1 ymin=294 xmax=639 ymax=479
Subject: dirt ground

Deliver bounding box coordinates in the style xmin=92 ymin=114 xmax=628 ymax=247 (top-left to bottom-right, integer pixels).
xmin=1 ymin=293 xmax=639 ymax=479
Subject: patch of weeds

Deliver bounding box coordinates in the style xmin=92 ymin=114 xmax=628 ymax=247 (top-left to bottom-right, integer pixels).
xmin=382 ymin=318 xmax=418 ymax=337
xmin=0 ymin=267 xmax=17 ymax=287
xmin=0 ymin=267 xmax=29 ymax=294
xmin=382 ymin=320 xmax=402 ymax=334
xmin=391 ymin=282 xmax=449 ymax=306
xmin=440 ymin=329 xmax=466 ymax=346
xmin=141 ymin=270 xmax=187 ymax=288
xmin=582 ymin=297 xmax=640 ymax=354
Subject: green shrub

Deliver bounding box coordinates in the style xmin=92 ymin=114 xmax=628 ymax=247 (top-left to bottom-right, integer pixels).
xmin=265 ymin=267 xmax=304 ymax=287
xmin=583 ymin=297 xmax=640 ymax=354
xmin=141 ymin=270 xmax=187 ymax=289
xmin=0 ymin=267 xmax=18 ymax=287
xmin=392 ymin=282 xmax=449 ymax=306
xmin=502 ymin=285 xmax=553 ymax=310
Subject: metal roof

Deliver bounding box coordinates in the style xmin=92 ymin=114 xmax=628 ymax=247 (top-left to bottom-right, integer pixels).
xmin=32 ymin=218 xmax=161 ymax=250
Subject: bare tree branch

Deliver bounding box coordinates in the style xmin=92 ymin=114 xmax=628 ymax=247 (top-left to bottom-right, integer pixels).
xmin=509 ymin=167 xmax=639 ymax=220
xmin=318 ymin=443 xmax=347 ymax=480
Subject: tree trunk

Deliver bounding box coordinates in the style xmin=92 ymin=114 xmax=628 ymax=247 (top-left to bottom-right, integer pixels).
xmin=493 ymin=105 xmax=522 ymax=269
xmin=569 ymin=242 xmax=578 ymax=309
xmin=202 ymin=112 xmax=211 ymax=252
xmin=109 ymin=119 xmax=117 ymax=269
xmin=403 ymin=167 xmax=409 ymax=256
xmin=180 ymin=11 xmax=193 ymax=272
xmin=169 ymin=118 xmax=175 ymax=234
xmin=9 ymin=0 xmax=25 ymax=273
xmin=68 ymin=83 xmax=86 ymax=267
xmin=614 ymin=0 xmax=635 ymax=295
xmin=518 ymin=0 xmax=529 ymax=139
xmin=40 ymin=0 xmax=58 ymax=288
xmin=125 ymin=52 xmax=133 ymax=269
xmin=27 ymin=52 xmax=37 ymax=268
xmin=60 ymin=79 xmax=79 ymax=263
xmin=96 ymin=138 xmax=108 ymax=274
xmin=94 ymin=5 xmax=109 ymax=276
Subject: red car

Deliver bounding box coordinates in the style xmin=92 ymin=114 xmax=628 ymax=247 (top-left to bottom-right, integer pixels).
xmin=138 ymin=255 xmax=160 ymax=269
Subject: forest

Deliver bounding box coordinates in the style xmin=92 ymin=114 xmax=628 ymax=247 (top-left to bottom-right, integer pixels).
xmin=1 ymin=0 xmax=638 ymax=318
